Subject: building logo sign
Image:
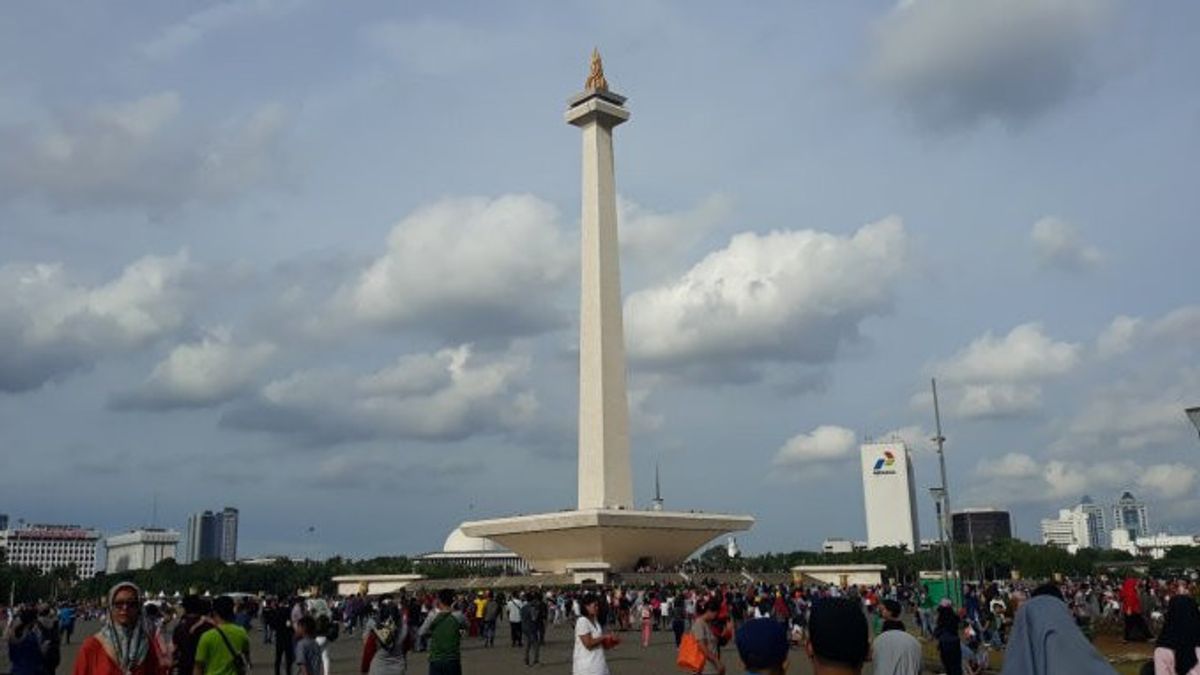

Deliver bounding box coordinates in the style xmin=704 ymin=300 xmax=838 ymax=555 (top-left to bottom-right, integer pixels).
xmin=872 ymin=450 xmax=897 ymax=475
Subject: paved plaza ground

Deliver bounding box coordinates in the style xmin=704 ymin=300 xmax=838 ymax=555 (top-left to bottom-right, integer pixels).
xmin=4 ymin=619 xmax=831 ymax=675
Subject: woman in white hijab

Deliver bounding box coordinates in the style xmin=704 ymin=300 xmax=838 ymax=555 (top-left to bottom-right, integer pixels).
xmin=72 ymin=582 xmax=163 ymax=675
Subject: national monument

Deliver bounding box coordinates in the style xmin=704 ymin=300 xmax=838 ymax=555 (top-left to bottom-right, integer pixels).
xmin=460 ymin=51 xmax=754 ymax=580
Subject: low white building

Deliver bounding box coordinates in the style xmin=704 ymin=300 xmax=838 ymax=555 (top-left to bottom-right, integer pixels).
xmin=412 ymin=528 xmax=528 ymax=573
xmin=1041 ymin=508 xmax=1092 ymax=553
xmin=331 ymin=574 xmax=425 ymax=596
xmin=792 ymin=564 xmax=887 ymax=587
xmin=0 ymin=524 xmax=101 ymax=578
xmin=822 ymin=538 xmax=855 ymax=554
xmin=105 ymin=528 xmax=180 ymax=573
xmin=1111 ymin=531 xmax=1199 ymax=559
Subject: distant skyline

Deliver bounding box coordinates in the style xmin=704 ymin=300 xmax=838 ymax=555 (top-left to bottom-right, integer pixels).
xmin=1 ymin=1 xmax=1198 ymax=559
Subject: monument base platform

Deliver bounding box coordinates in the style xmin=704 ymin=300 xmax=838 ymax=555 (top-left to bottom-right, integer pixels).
xmin=459 ymin=508 xmax=754 ymax=574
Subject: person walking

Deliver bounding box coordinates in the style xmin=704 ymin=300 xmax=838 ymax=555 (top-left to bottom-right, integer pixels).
xmin=417 ymin=590 xmax=466 ymax=675
xmin=360 ymin=603 xmax=412 ymax=675
xmin=481 ymin=593 xmax=499 ymax=648
xmin=871 ymin=600 xmax=921 ymax=675
xmin=6 ymin=606 xmax=46 ymax=675
xmin=172 ymin=596 xmax=212 ymax=675
xmin=266 ymin=598 xmax=294 ymax=675
xmin=506 ymin=594 xmax=525 ymax=648
xmin=934 ymin=602 xmax=964 ymax=675
xmin=520 ymin=593 xmax=541 ymax=667
xmin=691 ymin=600 xmax=724 ymax=675
xmin=573 ymin=595 xmax=615 ymax=675
xmin=193 ymin=596 xmax=251 ymax=675
xmin=671 ymin=593 xmax=687 ymax=647
xmin=295 ymin=617 xmax=323 ymax=675
xmin=72 ymin=582 xmax=164 ymax=675
xmin=57 ymin=605 xmax=76 ymax=646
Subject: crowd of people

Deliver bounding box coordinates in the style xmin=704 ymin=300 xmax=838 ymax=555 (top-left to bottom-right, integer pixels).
xmin=6 ymin=572 xmax=1200 ymax=674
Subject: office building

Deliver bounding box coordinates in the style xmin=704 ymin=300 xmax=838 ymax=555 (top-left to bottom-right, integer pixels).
xmin=1112 ymin=492 xmax=1149 ymax=540
xmin=1076 ymin=496 xmax=1108 ymax=549
xmin=0 ymin=514 xmax=8 ymax=531
xmin=184 ymin=507 xmax=239 ymax=563
xmin=951 ymin=508 xmax=1012 ymax=545
xmin=1040 ymin=510 xmax=1080 ymax=551
xmin=0 ymin=524 xmax=100 ymax=577
xmin=105 ymin=528 xmax=180 ymax=573
xmin=860 ymin=442 xmax=920 ymax=552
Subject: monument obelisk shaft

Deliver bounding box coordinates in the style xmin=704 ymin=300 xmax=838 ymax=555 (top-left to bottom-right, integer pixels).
xmin=567 ymin=51 xmax=633 ymax=510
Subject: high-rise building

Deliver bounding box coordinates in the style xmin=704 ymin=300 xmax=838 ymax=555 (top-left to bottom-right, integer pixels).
xmin=1040 ymin=497 xmax=1111 ymax=553
xmin=0 ymin=524 xmax=100 ymax=577
xmin=951 ymin=508 xmax=1012 ymax=545
xmin=860 ymin=442 xmax=920 ymax=552
xmin=105 ymin=528 xmax=180 ymax=573
xmin=184 ymin=507 xmax=239 ymax=563
xmin=1112 ymin=492 xmax=1149 ymax=540
xmin=0 ymin=514 xmax=8 ymax=531
xmin=1076 ymin=495 xmax=1108 ymax=549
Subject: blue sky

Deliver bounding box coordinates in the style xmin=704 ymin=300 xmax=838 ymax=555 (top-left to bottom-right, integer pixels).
xmin=1 ymin=0 xmax=1198 ymax=558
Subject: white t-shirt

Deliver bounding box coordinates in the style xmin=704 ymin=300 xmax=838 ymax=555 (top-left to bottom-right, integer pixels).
xmin=573 ymin=616 xmax=609 ymax=675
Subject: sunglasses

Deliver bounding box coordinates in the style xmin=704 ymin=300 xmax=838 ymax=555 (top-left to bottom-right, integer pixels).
xmin=112 ymin=600 xmax=141 ymax=609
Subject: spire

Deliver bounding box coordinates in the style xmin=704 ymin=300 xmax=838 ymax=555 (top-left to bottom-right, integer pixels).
xmin=652 ymin=462 xmax=664 ymax=511
xmin=585 ymin=47 xmax=609 ymax=91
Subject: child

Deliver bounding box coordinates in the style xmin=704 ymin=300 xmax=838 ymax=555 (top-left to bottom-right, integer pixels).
xmin=295 ymin=616 xmax=324 ymax=675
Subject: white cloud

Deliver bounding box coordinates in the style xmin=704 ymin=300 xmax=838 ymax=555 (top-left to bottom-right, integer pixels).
xmin=0 ymin=252 xmax=195 ymax=392
xmin=1063 ymin=373 xmax=1199 ymax=452
xmin=1138 ymin=464 xmax=1197 ymax=500
xmin=954 ymin=383 xmax=1043 ymax=419
xmin=930 ymin=323 xmax=1080 ymax=419
xmin=619 ymin=194 xmax=732 ymax=282
xmin=1030 ymin=217 xmax=1104 ymax=272
xmin=868 ymin=0 xmax=1116 ymax=130
xmin=343 ymin=195 xmax=573 ymax=340
xmin=0 ymin=93 xmax=288 ymax=214
xmin=1096 ymin=315 xmax=1142 ymax=359
xmin=773 ymin=425 xmax=857 ymax=466
xmin=221 ymin=345 xmax=537 ymax=445
xmin=363 ymin=18 xmax=516 ymax=76
xmin=140 ymin=0 xmax=305 ymax=61
xmin=976 ymin=452 xmax=1041 ymax=479
xmin=973 ymin=453 xmax=1197 ymax=505
xmin=936 ymin=323 xmax=1081 ymax=384
xmin=625 ymin=216 xmax=908 ymax=379
xmin=111 ymin=328 xmax=276 ymax=410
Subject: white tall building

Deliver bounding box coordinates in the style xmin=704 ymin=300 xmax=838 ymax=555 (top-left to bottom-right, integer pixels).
xmin=0 ymin=524 xmax=100 ymax=577
xmin=860 ymin=442 xmax=920 ymax=552
xmin=105 ymin=528 xmax=180 ymax=574
xmin=1076 ymin=496 xmax=1108 ymax=549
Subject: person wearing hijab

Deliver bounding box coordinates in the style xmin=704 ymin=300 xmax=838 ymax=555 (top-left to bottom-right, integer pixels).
xmin=999 ymin=594 xmax=1116 ymax=675
xmin=934 ymin=603 xmax=963 ymax=675
xmin=359 ymin=602 xmax=413 ymax=675
xmin=72 ymin=582 xmax=163 ymax=675
xmin=1154 ymin=595 xmax=1200 ymax=675
xmin=1122 ymin=578 xmax=1153 ymax=642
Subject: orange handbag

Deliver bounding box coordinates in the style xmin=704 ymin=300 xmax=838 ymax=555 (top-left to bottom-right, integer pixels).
xmin=676 ymin=633 xmax=706 ymax=672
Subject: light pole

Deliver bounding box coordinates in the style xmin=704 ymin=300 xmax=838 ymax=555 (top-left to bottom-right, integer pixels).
xmin=930 ymin=487 xmax=948 ymax=598
xmin=931 ymin=378 xmax=960 ymax=604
